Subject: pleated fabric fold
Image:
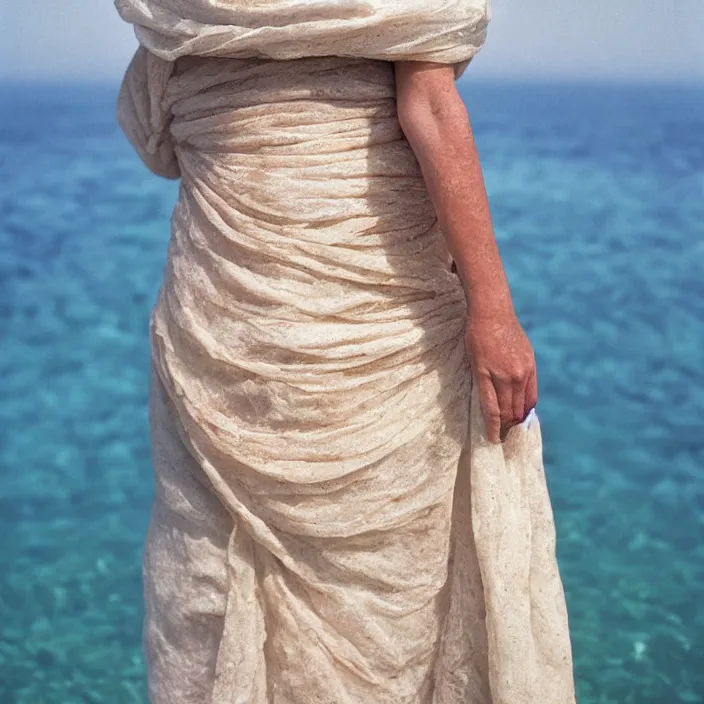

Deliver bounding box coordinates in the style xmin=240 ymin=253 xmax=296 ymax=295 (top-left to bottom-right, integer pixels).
xmin=116 ymin=2 xmax=576 ymax=701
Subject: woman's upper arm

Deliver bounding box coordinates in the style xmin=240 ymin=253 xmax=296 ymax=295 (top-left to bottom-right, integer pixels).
xmin=394 ymin=61 xmax=468 ymax=132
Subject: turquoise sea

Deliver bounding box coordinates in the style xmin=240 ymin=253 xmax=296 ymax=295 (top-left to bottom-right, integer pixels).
xmin=0 ymin=80 xmax=702 ymax=703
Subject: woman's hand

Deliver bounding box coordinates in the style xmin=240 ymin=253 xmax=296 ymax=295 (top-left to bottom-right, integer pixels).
xmin=464 ymin=310 xmax=538 ymax=444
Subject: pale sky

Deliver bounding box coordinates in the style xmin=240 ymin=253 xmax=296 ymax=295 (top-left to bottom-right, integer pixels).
xmin=2 ymin=0 xmax=703 ymax=83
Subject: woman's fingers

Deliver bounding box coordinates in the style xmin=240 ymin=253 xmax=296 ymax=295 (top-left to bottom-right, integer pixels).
xmin=524 ymin=367 xmax=539 ymax=419
xmin=494 ymin=365 xmax=535 ymax=442
xmin=477 ymin=375 xmax=502 ymax=444
xmin=511 ymin=378 xmax=526 ymax=428
xmin=495 ymin=374 xmax=517 ymax=442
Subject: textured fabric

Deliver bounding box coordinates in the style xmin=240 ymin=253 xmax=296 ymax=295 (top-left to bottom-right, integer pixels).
xmin=114 ymin=0 xmax=489 ymax=66
xmin=116 ymin=1 xmax=576 ymax=701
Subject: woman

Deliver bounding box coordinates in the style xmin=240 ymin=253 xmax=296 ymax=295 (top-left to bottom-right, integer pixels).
xmin=115 ymin=1 xmax=576 ymax=702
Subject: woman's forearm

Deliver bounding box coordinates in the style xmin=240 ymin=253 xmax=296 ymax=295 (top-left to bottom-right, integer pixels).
xmin=395 ymin=62 xmax=538 ymax=443
xmin=394 ymin=62 xmax=513 ymax=318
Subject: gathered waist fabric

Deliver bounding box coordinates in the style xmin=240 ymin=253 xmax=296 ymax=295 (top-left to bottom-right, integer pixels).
xmin=150 ymin=55 xmax=470 ymax=486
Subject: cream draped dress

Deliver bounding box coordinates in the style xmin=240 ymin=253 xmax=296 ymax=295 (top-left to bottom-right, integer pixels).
xmin=115 ymin=1 xmax=576 ymax=702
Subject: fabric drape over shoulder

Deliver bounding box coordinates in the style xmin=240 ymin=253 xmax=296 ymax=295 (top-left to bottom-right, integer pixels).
xmin=115 ymin=1 xmax=576 ymax=702
xmin=115 ymin=0 xmax=490 ymax=66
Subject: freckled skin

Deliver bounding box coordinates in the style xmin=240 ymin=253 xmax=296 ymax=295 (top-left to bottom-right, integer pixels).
xmin=394 ymin=62 xmax=538 ymax=443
